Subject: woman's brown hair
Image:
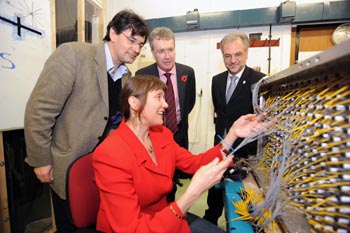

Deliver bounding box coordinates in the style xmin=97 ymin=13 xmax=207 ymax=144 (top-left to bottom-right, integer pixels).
xmin=120 ymin=75 xmax=166 ymax=120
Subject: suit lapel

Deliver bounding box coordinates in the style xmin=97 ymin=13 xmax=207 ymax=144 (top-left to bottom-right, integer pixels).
xmin=219 ymin=71 xmax=229 ymax=105
xmin=148 ymin=63 xmax=160 ymax=77
xmin=121 ymin=124 xmax=169 ymax=177
xmin=230 ymin=66 xmax=248 ymax=100
xmin=95 ymin=44 xmax=109 ymax=109
xmin=175 ymin=64 xmax=185 ymax=116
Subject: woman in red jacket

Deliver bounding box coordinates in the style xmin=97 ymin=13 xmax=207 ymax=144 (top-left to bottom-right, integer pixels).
xmin=93 ymin=75 xmax=275 ymax=233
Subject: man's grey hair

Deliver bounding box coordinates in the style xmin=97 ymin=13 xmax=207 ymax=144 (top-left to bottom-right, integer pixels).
xmin=220 ymin=32 xmax=250 ymax=53
xmin=148 ymin=27 xmax=175 ymax=50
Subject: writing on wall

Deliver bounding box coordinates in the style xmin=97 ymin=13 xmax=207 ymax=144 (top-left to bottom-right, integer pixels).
xmin=0 ymin=52 xmax=15 ymax=70
xmin=0 ymin=15 xmax=43 ymax=38
xmin=0 ymin=0 xmax=51 ymax=131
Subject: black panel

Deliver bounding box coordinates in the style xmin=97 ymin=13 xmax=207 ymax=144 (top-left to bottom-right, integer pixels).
xmin=3 ymin=129 xmax=51 ymax=233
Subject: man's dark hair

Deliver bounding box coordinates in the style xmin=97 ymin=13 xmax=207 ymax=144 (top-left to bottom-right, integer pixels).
xmin=103 ymin=9 xmax=149 ymax=43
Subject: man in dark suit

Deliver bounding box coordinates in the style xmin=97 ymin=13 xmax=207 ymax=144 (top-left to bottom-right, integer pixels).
xmin=24 ymin=10 xmax=148 ymax=232
xmin=136 ymin=27 xmax=196 ymax=150
xmin=136 ymin=27 xmax=196 ymax=201
xmin=203 ymin=32 xmax=265 ymax=225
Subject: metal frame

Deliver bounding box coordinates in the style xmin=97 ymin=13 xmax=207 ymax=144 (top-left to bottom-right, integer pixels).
xmin=145 ymin=1 xmax=350 ymax=32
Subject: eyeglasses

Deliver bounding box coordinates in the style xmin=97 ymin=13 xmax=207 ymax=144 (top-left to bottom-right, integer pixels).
xmin=122 ymin=32 xmax=145 ymax=49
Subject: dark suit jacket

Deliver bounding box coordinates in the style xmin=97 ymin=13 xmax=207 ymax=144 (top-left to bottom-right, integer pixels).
xmin=211 ymin=66 xmax=265 ymax=157
xmin=136 ymin=63 xmax=196 ymax=149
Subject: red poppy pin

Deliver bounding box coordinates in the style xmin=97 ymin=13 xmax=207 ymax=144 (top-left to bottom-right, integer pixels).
xmin=181 ymin=75 xmax=188 ymax=82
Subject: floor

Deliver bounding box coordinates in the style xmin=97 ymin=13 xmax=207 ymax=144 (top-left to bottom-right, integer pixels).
xmin=175 ymin=178 xmax=227 ymax=231
xmin=25 ymin=217 xmax=53 ymax=233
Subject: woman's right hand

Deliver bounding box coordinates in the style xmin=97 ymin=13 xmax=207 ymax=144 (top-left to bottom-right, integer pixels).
xmin=189 ymin=154 xmax=234 ymax=195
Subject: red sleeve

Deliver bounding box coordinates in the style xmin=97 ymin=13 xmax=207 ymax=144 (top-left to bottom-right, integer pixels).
xmin=174 ymin=143 xmax=223 ymax=174
xmin=151 ymin=125 xmax=223 ymax=175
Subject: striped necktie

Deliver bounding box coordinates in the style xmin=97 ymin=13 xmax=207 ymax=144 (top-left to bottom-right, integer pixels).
xmin=164 ymin=73 xmax=178 ymax=134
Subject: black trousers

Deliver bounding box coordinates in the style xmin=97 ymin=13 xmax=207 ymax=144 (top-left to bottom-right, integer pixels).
xmin=203 ymin=186 xmax=224 ymax=226
xmin=51 ymin=190 xmax=77 ymax=233
xmin=166 ymin=125 xmax=192 ymax=202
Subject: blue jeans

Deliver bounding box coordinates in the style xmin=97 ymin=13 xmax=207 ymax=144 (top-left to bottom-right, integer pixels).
xmin=188 ymin=213 xmax=225 ymax=233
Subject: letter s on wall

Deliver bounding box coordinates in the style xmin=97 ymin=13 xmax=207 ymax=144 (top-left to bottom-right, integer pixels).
xmin=0 ymin=52 xmax=16 ymax=69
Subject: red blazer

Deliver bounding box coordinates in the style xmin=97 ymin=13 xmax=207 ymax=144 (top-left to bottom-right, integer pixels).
xmin=93 ymin=120 xmax=222 ymax=232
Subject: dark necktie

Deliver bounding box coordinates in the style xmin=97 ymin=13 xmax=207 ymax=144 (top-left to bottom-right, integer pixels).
xmin=164 ymin=73 xmax=178 ymax=134
xmin=226 ymin=75 xmax=238 ymax=103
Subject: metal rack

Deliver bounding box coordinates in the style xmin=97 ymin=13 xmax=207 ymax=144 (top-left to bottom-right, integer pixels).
xmin=253 ymin=42 xmax=350 ymax=233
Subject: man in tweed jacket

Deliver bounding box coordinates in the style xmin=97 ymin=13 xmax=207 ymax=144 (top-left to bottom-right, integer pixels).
xmin=24 ymin=10 xmax=148 ymax=232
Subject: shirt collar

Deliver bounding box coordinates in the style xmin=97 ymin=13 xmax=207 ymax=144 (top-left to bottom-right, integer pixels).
xmin=105 ymin=42 xmax=114 ymax=72
xmin=229 ymin=66 xmax=245 ymax=79
xmin=158 ymin=66 xmax=176 ymax=78
xmin=104 ymin=42 xmax=128 ymax=81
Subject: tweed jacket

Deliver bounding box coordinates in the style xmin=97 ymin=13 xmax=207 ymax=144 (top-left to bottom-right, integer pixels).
xmin=135 ymin=63 xmax=196 ymax=148
xmin=24 ymin=42 xmax=129 ymax=199
xmin=211 ymin=66 xmax=265 ymax=156
xmin=92 ymin=120 xmax=222 ymax=232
